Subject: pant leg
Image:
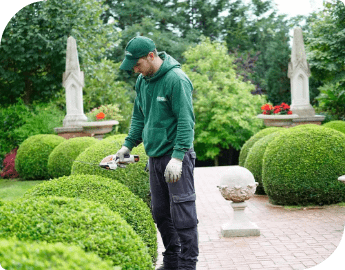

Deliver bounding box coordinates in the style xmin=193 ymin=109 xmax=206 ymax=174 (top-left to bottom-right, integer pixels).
xmin=168 ymin=149 xmax=199 ymax=270
xmin=150 ymin=155 xmax=180 ymax=269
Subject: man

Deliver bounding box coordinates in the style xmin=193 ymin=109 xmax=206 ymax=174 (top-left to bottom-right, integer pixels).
xmin=114 ymin=36 xmax=198 ymax=270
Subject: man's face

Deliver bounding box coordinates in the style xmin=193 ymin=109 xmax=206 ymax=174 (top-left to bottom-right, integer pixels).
xmin=133 ymin=55 xmax=155 ymax=77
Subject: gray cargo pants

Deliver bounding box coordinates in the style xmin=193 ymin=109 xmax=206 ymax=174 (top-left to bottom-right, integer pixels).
xmin=149 ymin=148 xmax=199 ymax=270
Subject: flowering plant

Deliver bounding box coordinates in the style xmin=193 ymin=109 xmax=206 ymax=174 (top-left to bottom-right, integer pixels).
xmin=261 ymin=102 xmax=292 ymax=115
xmin=86 ymin=104 xmax=124 ymax=122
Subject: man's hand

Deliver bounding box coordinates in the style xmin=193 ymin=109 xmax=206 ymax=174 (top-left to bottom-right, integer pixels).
xmin=115 ymin=146 xmax=131 ymax=162
xmin=164 ymin=158 xmax=183 ymax=183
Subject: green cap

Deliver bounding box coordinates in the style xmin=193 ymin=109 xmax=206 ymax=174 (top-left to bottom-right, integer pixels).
xmin=119 ymin=36 xmax=156 ymax=71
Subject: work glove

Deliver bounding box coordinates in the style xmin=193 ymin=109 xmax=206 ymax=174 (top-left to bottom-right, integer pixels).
xmin=164 ymin=158 xmax=183 ymax=183
xmin=115 ymin=146 xmax=131 ymax=162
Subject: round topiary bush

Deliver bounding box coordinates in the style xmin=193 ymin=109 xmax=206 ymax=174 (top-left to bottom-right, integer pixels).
xmin=71 ymin=138 xmax=150 ymax=206
xmin=0 ymin=238 xmax=115 ymax=270
xmin=262 ymin=124 xmax=345 ymax=206
xmin=239 ymin=127 xmax=282 ymax=166
xmin=0 ymin=196 xmax=153 ymax=269
xmin=48 ymin=137 xmax=98 ymax=178
xmin=15 ymin=134 xmax=66 ymax=180
xmin=244 ymin=130 xmax=286 ymax=194
xmin=25 ymin=174 xmax=157 ymax=262
xmin=323 ymin=120 xmax=345 ymax=135
xmin=103 ymin=133 xmax=128 ymax=142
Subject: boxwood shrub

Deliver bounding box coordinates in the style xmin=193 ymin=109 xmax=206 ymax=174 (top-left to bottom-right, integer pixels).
xmin=262 ymin=124 xmax=345 ymax=206
xmin=103 ymin=133 xmax=128 ymax=142
xmin=239 ymin=127 xmax=282 ymax=166
xmin=244 ymin=130 xmax=286 ymax=194
xmin=323 ymin=120 xmax=345 ymax=135
xmin=0 ymin=196 xmax=153 ymax=269
xmin=71 ymin=137 xmax=150 ymax=206
xmin=0 ymin=238 xmax=115 ymax=270
xmin=48 ymin=137 xmax=98 ymax=178
xmin=15 ymin=134 xmax=65 ymax=180
xmin=25 ymin=174 xmax=157 ymax=262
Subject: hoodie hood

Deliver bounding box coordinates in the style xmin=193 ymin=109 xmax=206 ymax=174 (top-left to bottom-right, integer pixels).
xmin=143 ymin=52 xmax=180 ymax=82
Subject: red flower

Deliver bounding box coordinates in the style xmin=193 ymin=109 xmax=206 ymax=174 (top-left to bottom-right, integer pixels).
xmin=287 ymin=111 xmax=292 ymax=115
xmin=281 ymin=103 xmax=290 ymax=110
xmin=96 ymin=112 xmax=105 ymax=120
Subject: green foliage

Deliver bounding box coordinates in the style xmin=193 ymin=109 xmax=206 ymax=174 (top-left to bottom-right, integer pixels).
xmin=323 ymin=120 xmax=345 ymax=135
xmin=183 ymin=38 xmax=266 ymax=164
xmin=0 ymin=238 xmax=114 ymax=270
xmin=82 ymin=60 xmax=133 ymax=134
xmin=15 ymin=134 xmax=65 ymax=180
xmin=0 ymin=100 xmax=64 ymax=171
xmin=0 ymin=0 xmax=119 ymax=106
xmin=25 ymin=174 xmax=157 ymax=262
xmin=13 ymin=102 xmax=64 ymax=142
xmin=305 ymin=0 xmax=345 ymax=85
xmin=86 ymin=102 xmax=126 ymax=135
xmin=314 ymin=80 xmax=345 ymax=120
xmin=47 ymin=137 xmax=98 ymax=178
xmin=0 ymin=196 xmax=153 ymax=269
xmin=244 ymin=131 xmax=286 ymax=194
xmin=223 ymin=0 xmax=295 ymax=105
xmin=262 ymin=125 xmax=345 ymax=206
xmin=239 ymin=127 xmax=282 ymax=166
xmin=71 ymin=135 xmax=150 ymax=206
xmin=0 ymin=99 xmax=31 ymax=166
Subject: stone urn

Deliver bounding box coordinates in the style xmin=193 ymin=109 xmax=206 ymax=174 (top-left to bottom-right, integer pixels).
xmin=81 ymin=120 xmax=119 ymax=140
xmin=218 ymin=166 xmax=260 ymax=237
xmin=338 ymin=175 xmax=345 ymax=184
xmin=257 ymin=114 xmax=299 ymax=128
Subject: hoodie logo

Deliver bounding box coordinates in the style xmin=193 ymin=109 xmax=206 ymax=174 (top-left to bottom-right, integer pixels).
xmin=157 ymin=97 xmax=167 ymax=102
xmin=125 ymin=51 xmax=133 ymax=56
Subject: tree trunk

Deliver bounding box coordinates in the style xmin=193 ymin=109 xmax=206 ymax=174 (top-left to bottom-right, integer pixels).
xmin=23 ymin=72 xmax=33 ymax=105
xmin=214 ymin=155 xmax=219 ymax=166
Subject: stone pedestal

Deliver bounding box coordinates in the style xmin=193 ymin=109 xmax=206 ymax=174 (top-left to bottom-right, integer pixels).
xmin=221 ymin=202 xmax=260 ymax=237
xmin=218 ymin=166 xmax=260 ymax=237
xmin=54 ymin=36 xmax=119 ymax=140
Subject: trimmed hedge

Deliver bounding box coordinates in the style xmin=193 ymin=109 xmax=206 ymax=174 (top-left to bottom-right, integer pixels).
xmin=103 ymin=133 xmax=128 ymax=142
xmin=15 ymin=134 xmax=65 ymax=180
xmin=239 ymin=127 xmax=282 ymax=166
xmin=244 ymin=131 xmax=286 ymax=194
xmin=262 ymin=124 xmax=345 ymax=206
xmin=0 ymin=238 xmax=115 ymax=270
xmin=25 ymin=174 xmax=157 ymax=262
xmin=0 ymin=196 xmax=153 ymax=269
xmin=48 ymin=137 xmax=98 ymax=178
xmin=323 ymin=120 xmax=345 ymax=135
xmin=71 ymin=136 xmax=150 ymax=206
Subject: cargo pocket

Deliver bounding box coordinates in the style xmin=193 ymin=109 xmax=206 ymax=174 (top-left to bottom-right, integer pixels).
xmin=171 ymin=193 xmax=198 ymax=229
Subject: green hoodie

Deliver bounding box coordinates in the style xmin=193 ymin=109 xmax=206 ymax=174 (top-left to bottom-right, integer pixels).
xmin=123 ymin=52 xmax=195 ymax=160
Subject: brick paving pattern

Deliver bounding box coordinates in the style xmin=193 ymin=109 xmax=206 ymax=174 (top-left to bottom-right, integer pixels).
xmin=155 ymin=166 xmax=345 ymax=270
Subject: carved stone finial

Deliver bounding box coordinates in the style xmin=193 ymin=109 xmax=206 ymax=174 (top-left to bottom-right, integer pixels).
xmin=62 ymin=36 xmax=87 ymax=127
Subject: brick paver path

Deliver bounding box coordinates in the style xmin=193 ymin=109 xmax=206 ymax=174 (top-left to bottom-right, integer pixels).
xmin=155 ymin=166 xmax=345 ymax=270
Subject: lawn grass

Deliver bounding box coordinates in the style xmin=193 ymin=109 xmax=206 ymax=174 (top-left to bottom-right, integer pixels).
xmin=0 ymin=178 xmax=45 ymax=201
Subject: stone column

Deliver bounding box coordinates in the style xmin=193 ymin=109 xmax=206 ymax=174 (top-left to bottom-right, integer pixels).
xmin=62 ymin=36 xmax=87 ymax=127
xmin=288 ymin=27 xmax=315 ymax=118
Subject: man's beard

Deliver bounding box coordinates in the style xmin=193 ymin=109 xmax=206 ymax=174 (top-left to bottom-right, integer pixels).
xmin=144 ymin=64 xmax=155 ymax=77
